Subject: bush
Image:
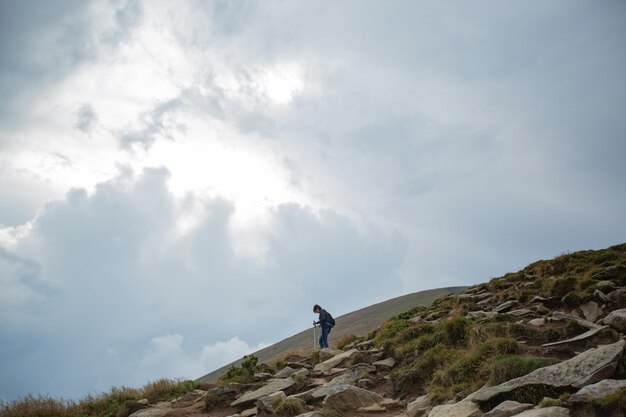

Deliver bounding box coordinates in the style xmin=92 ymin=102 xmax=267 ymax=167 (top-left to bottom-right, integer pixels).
xmin=439 ymin=316 xmax=470 ymax=346
xmin=142 ymin=378 xmax=200 ymax=403
xmin=549 ymin=276 xmax=578 ymax=298
xmin=220 ymin=355 xmax=262 ymax=384
xmin=390 ymin=344 xmax=453 ymax=394
xmin=273 ymin=397 xmax=307 ymax=416
xmin=489 ymin=355 xmax=560 ymax=385
xmin=204 ymin=392 xmax=226 ymax=411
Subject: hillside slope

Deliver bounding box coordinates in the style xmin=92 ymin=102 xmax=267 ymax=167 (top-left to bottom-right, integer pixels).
xmin=196 ymin=286 xmax=465 ymax=384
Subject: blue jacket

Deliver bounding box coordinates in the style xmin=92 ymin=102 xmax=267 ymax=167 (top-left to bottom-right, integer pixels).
xmin=316 ymin=309 xmax=333 ymax=329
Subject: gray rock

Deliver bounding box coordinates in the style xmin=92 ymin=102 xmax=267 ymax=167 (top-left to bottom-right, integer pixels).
xmin=591 ymin=265 xmax=626 ymax=282
xmin=528 ymin=318 xmax=546 ymax=327
xmin=406 ymin=395 xmax=429 ymax=417
xmin=254 ymin=372 xmax=273 ymax=381
xmin=578 ymin=302 xmax=602 ymax=323
xmin=568 ymin=378 xmax=626 ymax=403
xmin=608 ymin=288 xmax=626 ymax=305
xmin=356 ymin=340 xmax=374 ymax=350
xmin=128 ymin=409 xmax=170 ymax=417
xmin=319 ymin=348 xmax=344 ymax=361
xmin=274 ymin=366 xmax=296 ymax=379
xmin=285 ymin=361 xmax=313 ymax=369
xmin=530 ymin=296 xmax=549 ymax=304
xmin=482 ymin=400 xmax=533 ymax=417
xmin=309 ymin=364 xmax=376 ymax=399
xmin=550 ymin=312 xmax=601 ymax=329
xmin=427 ymin=400 xmax=482 ymax=417
xmin=294 ymin=412 xmax=325 ymax=417
xmin=291 ymin=368 xmax=310 ymax=380
xmin=508 ymin=309 xmax=536 ymax=317
xmin=509 ymin=407 xmax=569 ymax=417
xmin=241 ymin=407 xmax=257 ymax=417
xmin=373 ymin=357 xmax=396 ymax=368
xmin=256 ymin=391 xmax=286 ymax=414
xmin=594 ymin=289 xmax=609 ymax=304
xmin=231 ymin=378 xmax=296 ymax=407
xmin=493 ymin=301 xmax=518 ymax=313
xmin=313 ymin=349 xmax=359 ymax=373
xmin=468 ymin=310 xmax=498 ymax=319
xmin=468 ymin=339 xmax=625 ymax=403
xmin=603 ymin=308 xmax=626 ymax=332
xmin=541 ymin=325 xmax=609 ymax=347
xmin=322 ymin=385 xmax=384 ymax=411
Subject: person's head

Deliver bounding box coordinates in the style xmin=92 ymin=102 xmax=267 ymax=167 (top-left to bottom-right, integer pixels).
xmin=313 ymin=304 xmax=321 ymax=313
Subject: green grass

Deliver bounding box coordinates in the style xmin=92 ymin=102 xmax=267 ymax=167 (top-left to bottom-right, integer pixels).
xmin=488 ymin=355 xmax=560 ymax=385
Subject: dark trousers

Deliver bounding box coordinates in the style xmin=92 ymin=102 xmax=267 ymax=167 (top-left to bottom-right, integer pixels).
xmin=319 ymin=326 xmax=331 ymax=348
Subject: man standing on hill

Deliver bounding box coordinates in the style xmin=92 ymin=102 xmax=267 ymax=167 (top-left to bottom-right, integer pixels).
xmin=313 ymin=304 xmax=335 ymax=349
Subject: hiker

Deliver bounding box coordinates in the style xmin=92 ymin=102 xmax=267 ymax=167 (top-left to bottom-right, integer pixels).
xmin=313 ymin=304 xmax=335 ymax=349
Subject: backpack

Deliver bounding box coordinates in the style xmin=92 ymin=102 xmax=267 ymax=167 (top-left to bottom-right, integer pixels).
xmin=326 ymin=312 xmax=336 ymax=327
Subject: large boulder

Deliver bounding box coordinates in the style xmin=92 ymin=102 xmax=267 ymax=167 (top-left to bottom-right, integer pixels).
xmin=256 ymin=391 xmax=286 ymax=414
xmin=321 ymin=385 xmax=384 ymax=411
xmin=541 ymin=326 xmax=609 ymax=347
xmin=319 ymin=348 xmax=344 ymax=361
xmin=309 ymin=364 xmax=376 ymax=400
xmin=567 ymin=379 xmax=626 ymax=417
xmin=427 ymin=400 xmax=482 ymax=417
xmin=579 ymin=302 xmax=602 ymax=323
xmin=406 ymin=394 xmax=430 ymax=417
xmin=509 ymin=408 xmax=569 ymax=417
xmin=482 ymin=400 xmax=533 ymax=417
xmin=313 ymin=349 xmax=359 ymax=373
xmin=468 ymin=340 xmax=625 ymax=404
xmin=603 ymin=308 xmax=626 ymax=332
xmin=231 ymin=377 xmax=296 ymax=407
xmin=274 ymin=366 xmax=297 ymax=379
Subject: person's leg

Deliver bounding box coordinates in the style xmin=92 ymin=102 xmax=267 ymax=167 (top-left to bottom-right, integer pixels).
xmin=321 ymin=327 xmax=330 ymax=348
xmin=319 ymin=330 xmax=325 ymax=349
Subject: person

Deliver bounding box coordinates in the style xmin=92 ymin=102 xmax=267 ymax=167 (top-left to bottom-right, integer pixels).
xmin=313 ymin=304 xmax=334 ymax=349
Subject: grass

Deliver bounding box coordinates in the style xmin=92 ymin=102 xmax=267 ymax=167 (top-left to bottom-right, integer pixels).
xmin=273 ymin=397 xmax=307 ymax=416
xmin=488 ymin=355 xmax=560 ymax=385
xmin=0 ymin=379 xmax=201 ymax=417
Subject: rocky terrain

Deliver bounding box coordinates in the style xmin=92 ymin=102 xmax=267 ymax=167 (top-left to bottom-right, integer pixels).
xmin=9 ymin=244 xmax=623 ymax=417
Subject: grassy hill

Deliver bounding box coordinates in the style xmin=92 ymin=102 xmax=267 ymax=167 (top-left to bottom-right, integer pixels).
xmin=196 ymin=286 xmax=466 ymax=384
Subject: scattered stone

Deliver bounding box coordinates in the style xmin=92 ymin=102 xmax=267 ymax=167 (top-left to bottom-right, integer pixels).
xmin=595 ymin=280 xmax=617 ymax=291
xmin=468 ymin=311 xmax=498 ymax=319
xmin=427 ymin=400 xmax=482 ymax=417
xmin=319 ymin=348 xmax=344 ymax=361
xmin=468 ymin=340 xmax=625 ymax=403
xmin=509 ymin=407 xmax=569 ymax=417
xmin=568 ymin=378 xmax=626 ymax=403
xmin=128 ymin=409 xmax=170 ymax=417
xmin=274 ymin=366 xmax=297 ymax=379
xmin=291 ymin=368 xmax=310 ymax=380
xmin=254 ymin=372 xmax=273 ymax=381
xmin=380 ymin=398 xmax=402 ymax=410
xmin=607 ymin=288 xmax=626 ymax=305
xmin=357 ymin=378 xmax=372 ymax=388
xmin=241 ymin=407 xmax=257 ymax=417
xmin=231 ymin=378 xmax=296 ymax=407
xmin=426 ymin=312 xmax=441 ymax=321
xmin=322 ymin=385 xmax=384 ymax=411
xmin=482 ymin=400 xmax=533 ymax=417
xmin=533 ymin=305 xmax=550 ymax=315
xmin=530 ymin=296 xmax=549 ymax=304
xmin=373 ymin=357 xmax=396 ymax=368
xmin=357 ymin=340 xmax=374 ymax=350
xmin=602 ymin=308 xmax=626 ymax=332
xmin=358 ymin=403 xmax=387 ymax=412
xmin=256 ymin=391 xmax=286 ymax=414
xmin=493 ymin=301 xmax=518 ymax=313
xmin=285 ymin=361 xmax=313 ymax=369
xmin=310 ymin=364 xmax=376 ymax=399
xmin=590 ymin=265 xmax=626 ymax=282
xmin=579 ymin=302 xmax=603 ymax=323
xmin=477 ymin=298 xmax=493 ymax=306
xmin=313 ymin=349 xmax=359 ymax=373
xmin=409 ymin=316 xmax=423 ymax=324
xmin=541 ymin=325 xmax=609 ymax=347
xmin=477 ymin=292 xmax=493 ymax=300
xmin=528 ymin=318 xmax=546 ymax=327
xmin=293 ymin=412 xmax=325 ymax=417
xmin=550 ymin=312 xmax=601 ymax=329
xmin=594 ymin=289 xmax=609 ymax=304
xmin=507 ymin=309 xmax=536 ymax=317
xmin=137 ymin=399 xmax=149 ymax=405
xmin=406 ymin=395 xmax=429 ymax=417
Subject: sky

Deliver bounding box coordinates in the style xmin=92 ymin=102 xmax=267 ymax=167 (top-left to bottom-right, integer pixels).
xmin=1 ymin=0 xmax=625 ymax=401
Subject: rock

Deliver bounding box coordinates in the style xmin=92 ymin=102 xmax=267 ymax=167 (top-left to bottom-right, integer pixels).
xmin=291 ymin=368 xmax=310 ymax=380
xmin=380 ymin=398 xmax=403 ymax=410
xmin=137 ymin=399 xmax=149 ymax=405
xmin=594 ymin=289 xmax=609 ymax=304
xmin=406 ymin=395 xmax=429 ymax=417
xmin=482 ymin=400 xmax=533 ymax=417
xmin=256 ymin=391 xmax=286 ymax=414
xmin=468 ymin=311 xmax=498 ymax=319
xmin=128 ymin=409 xmax=170 ymax=417
xmin=319 ymin=348 xmax=344 ymax=361
xmin=541 ymin=325 xmax=609 ymax=347
xmin=528 ymin=318 xmax=546 ymax=327
xmin=550 ymin=312 xmax=601 ymax=329
xmin=310 ymin=364 xmax=376 ymax=399
xmin=578 ymin=302 xmax=602 ymax=323
xmin=313 ymin=349 xmax=359 ymax=373
xmin=468 ymin=339 xmax=625 ymax=403
xmin=357 ymin=340 xmax=374 ymax=350
xmin=477 ymin=298 xmax=493 ymax=306
xmin=590 ymin=265 xmax=626 ymax=283
xmin=530 ymin=296 xmax=549 ymax=304
xmin=603 ymin=308 xmax=626 ymax=332
xmin=595 ymin=280 xmax=617 ymax=290
xmin=477 ymin=292 xmax=494 ymax=300
xmin=322 ymin=385 xmax=384 ymax=411
xmin=373 ymin=357 xmax=396 ymax=368
xmin=507 ymin=309 xmax=536 ymax=317
xmin=274 ymin=366 xmax=297 ymax=379
xmin=294 ymin=412 xmax=325 ymax=417
xmin=231 ymin=378 xmax=296 ymax=407
xmin=285 ymin=361 xmax=313 ymax=369
xmin=241 ymin=407 xmax=257 ymax=417
xmin=510 ymin=407 xmax=569 ymax=417
xmin=493 ymin=301 xmax=518 ymax=313
xmin=358 ymin=403 xmax=387 ymax=412
xmin=607 ymin=288 xmax=626 ymax=306
xmin=533 ymin=305 xmax=551 ymax=315
xmin=568 ymin=378 xmax=626 ymax=403
xmin=427 ymin=400 xmax=482 ymax=417
xmin=409 ymin=316 xmax=423 ymax=324
xmin=357 ymin=378 xmax=371 ymax=388
xmin=254 ymin=372 xmax=273 ymax=381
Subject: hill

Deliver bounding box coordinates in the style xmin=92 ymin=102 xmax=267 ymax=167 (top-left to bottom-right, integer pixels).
xmin=196 ymin=286 xmax=466 ymax=384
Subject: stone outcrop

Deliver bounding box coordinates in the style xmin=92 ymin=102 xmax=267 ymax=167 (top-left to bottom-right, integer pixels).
xmin=313 ymin=349 xmax=358 ymax=373
xmin=468 ymin=340 xmax=625 ymax=403
xmin=567 ymin=379 xmax=626 ymax=417
xmin=541 ymin=326 xmax=609 ymax=347
xmin=510 ymin=408 xmax=570 ymax=417
xmin=602 ymin=308 xmax=626 ymax=332
xmin=482 ymin=400 xmax=533 ymax=417
xmin=231 ymin=377 xmax=296 ymax=407
xmin=321 ymin=385 xmax=384 ymax=411
xmin=427 ymin=400 xmax=482 ymax=417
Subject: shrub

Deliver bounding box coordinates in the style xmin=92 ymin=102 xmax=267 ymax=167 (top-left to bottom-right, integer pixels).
xmin=488 ymin=355 xmax=560 ymax=385
xmin=0 ymin=395 xmax=71 ymax=417
xmin=549 ymin=276 xmax=578 ymax=298
xmin=273 ymin=397 xmax=307 ymax=416
xmin=564 ymin=321 xmax=588 ymax=338
xmin=142 ymin=378 xmax=200 ymax=403
xmin=439 ymin=316 xmax=470 ymax=346
xmin=390 ymin=344 xmax=453 ymax=394
xmin=220 ymin=355 xmax=262 ymax=384
xmin=204 ymin=392 xmax=226 ymax=411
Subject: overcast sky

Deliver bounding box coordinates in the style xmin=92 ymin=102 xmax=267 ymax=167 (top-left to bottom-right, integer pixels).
xmin=1 ymin=0 xmax=625 ymax=401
